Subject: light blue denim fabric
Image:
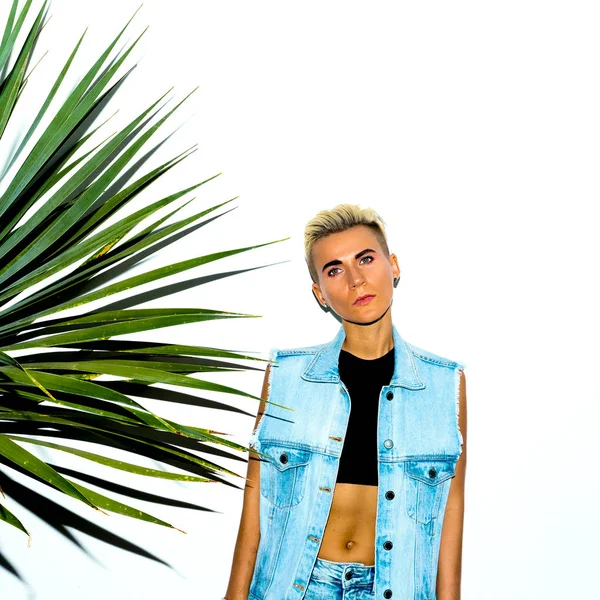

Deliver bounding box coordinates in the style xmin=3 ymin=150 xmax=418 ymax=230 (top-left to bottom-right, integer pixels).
xmin=248 ymin=324 xmax=465 ymax=600
xmin=304 ymin=557 xmax=375 ymax=599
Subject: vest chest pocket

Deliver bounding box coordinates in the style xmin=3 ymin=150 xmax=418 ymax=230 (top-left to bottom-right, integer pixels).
xmin=405 ymin=459 xmax=456 ymax=524
xmin=260 ymin=444 xmax=311 ymax=508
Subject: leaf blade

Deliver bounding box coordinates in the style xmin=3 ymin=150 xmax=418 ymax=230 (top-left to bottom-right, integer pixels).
xmin=0 ymin=501 xmax=30 ymax=540
xmin=0 ymin=435 xmax=97 ymax=509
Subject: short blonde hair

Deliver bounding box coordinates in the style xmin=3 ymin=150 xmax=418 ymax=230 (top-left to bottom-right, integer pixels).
xmin=304 ymin=203 xmax=390 ymax=283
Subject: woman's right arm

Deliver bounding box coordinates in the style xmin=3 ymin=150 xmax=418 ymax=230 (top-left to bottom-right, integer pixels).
xmin=223 ymin=363 xmax=270 ymax=600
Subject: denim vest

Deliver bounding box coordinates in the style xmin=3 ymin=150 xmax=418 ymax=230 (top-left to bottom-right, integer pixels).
xmin=248 ymin=324 xmax=465 ymax=600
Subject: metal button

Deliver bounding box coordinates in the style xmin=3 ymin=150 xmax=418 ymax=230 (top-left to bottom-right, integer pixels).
xmin=386 ymin=391 xmax=394 ymax=401
xmin=385 ymin=490 xmax=395 ymax=500
xmin=383 ymin=540 xmax=393 ymax=550
xmin=345 ymin=570 xmax=353 ymax=580
xmin=383 ymin=439 xmax=394 ymax=449
xmin=428 ymin=467 xmax=437 ymax=479
xmin=383 ymin=590 xmax=393 ymax=599
xmin=280 ymin=453 xmax=288 ymax=464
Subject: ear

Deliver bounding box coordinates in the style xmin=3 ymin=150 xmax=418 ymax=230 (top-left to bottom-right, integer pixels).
xmin=389 ymin=253 xmax=401 ymax=279
xmin=312 ymin=282 xmax=327 ymax=307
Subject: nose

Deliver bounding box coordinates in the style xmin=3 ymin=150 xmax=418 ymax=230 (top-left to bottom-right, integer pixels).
xmin=346 ymin=265 xmax=365 ymax=289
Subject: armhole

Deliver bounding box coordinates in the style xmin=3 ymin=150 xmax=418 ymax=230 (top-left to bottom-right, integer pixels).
xmin=248 ymin=347 xmax=278 ymax=453
xmin=454 ymin=361 xmax=466 ymax=457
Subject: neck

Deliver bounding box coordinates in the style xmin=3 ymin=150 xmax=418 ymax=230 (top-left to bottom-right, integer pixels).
xmin=340 ymin=308 xmax=394 ymax=360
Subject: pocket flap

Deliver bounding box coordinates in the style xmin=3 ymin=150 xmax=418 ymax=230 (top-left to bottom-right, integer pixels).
xmin=264 ymin=444 xmax=310 ymax=472
xmin=405 ymin=459 xmax=456 ymax=486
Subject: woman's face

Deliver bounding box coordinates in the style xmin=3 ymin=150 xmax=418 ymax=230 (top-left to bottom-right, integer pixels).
xmin=311 ymin=225 xmax=400 ymax=324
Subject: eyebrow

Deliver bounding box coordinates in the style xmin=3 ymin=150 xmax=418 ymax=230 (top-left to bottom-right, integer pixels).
xmin=321 ymin=248 xmax=377 ymax=273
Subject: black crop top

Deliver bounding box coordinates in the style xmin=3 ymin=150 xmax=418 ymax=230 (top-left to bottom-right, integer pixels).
xmin=336 ymin=346 xmax=395 ymax=486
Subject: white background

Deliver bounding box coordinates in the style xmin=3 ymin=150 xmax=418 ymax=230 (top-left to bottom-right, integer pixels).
xmin=0 ymin=1 xmax=598 ymax=599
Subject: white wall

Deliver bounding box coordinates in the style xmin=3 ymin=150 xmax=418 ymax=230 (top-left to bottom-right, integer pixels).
xmin=1 ymin=1 xmax=598 ymax=599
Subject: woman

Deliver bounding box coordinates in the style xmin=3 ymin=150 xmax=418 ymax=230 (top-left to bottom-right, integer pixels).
xmin=225 ymin=204 xmax=467 ymax=600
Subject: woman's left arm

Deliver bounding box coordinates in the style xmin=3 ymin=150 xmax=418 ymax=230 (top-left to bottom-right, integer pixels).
xmin=436 ymin=368 xmax=468 ymax=600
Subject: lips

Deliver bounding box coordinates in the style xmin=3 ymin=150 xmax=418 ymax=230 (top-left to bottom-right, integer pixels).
xmin=353 ymin=294 xmax=375 ymax=306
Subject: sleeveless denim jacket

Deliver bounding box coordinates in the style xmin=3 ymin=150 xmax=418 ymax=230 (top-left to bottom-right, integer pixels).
xmin=248 ymin=324 xmax=465 ymax=600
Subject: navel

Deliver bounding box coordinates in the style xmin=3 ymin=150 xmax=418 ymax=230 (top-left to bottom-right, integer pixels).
xmin=345 ymin=540 xmax=355 ymax=550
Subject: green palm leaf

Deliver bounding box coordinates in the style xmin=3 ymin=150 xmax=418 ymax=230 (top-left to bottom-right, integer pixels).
xmin=5 ymin=436 xmax=212 ymax=482
xmin=0 ymin=0 xmax=285 ymax=582
xmin=0 ymin=501 xmax=30 ymax=538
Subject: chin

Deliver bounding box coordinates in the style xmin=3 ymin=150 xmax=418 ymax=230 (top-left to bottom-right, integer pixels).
xmin=347 ymin=300 xmax=391 ymax=324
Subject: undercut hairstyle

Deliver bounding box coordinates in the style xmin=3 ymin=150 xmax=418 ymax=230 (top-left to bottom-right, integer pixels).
xmin=304 ymin=203 xmax=390 ymax=283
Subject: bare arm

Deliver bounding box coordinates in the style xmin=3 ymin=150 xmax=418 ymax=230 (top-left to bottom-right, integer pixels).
xmin=224 ymin=364 xmax=270 ymax=600
xmin=436 ymin=369 xmax=467 ymax=600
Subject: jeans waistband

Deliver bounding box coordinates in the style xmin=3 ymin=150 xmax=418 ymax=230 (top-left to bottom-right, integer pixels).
xmin=311 ymin=556 xmax=375 ymax=588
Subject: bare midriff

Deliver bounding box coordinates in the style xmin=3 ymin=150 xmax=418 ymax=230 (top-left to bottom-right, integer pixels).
xmin=317 ymin=482 xmax=378 ymax=566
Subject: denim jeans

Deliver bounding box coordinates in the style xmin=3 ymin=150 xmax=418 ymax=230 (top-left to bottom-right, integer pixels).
xmin=304 ymin=557 xmax=375 ymax=599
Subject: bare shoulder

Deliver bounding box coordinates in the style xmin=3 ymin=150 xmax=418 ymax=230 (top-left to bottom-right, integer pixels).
xmin=250 ymin=362 xmax=272 ymax=442
xmin=254 ymin=362 xmax=271 ymax=418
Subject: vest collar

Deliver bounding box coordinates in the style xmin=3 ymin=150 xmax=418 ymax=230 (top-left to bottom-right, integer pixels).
xmin=302 ymin=323 xmax=426 ymax=390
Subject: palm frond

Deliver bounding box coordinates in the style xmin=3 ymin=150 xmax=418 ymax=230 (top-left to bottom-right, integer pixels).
xmin=0 ymin=0 xmax=285 ymax=581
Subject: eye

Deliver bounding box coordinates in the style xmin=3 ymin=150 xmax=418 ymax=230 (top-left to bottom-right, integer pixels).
xmin=327 ymin=267 xmax=341 ymax=277
xmin=360 ymin=255 xmax=374 ymax=265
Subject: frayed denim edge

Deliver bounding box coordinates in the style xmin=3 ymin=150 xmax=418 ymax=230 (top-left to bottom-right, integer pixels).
xmin=455 ymin=364 xmax=464 ymax=456
xmin=248 ymin=347 xmax=279 ymax=451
